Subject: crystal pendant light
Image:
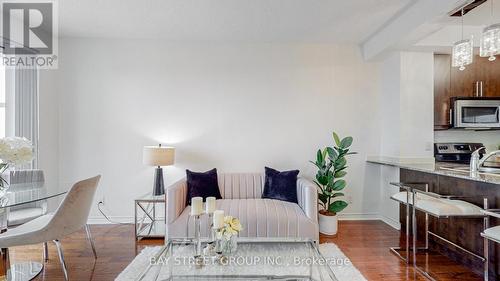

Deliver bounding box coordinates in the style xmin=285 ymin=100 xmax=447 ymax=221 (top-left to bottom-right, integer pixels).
xmin=452 ymin=8 xmax=474 ymax=71
xmin=480 ymin=0 xmax=500 ymax=61
xmin=452 ymin=37 xmax=474 ymax=70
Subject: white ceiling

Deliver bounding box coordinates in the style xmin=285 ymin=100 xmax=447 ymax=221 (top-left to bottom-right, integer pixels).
xmin=415 ymin=0 xmax=500 ymax=51
xmin=436 ymin=0 xmax=500 ymax=26
xmin=57 ymin=0 xmax=410 ymax=43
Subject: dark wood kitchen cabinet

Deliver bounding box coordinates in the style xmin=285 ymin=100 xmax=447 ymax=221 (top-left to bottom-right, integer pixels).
xmin=434 ymin=54 xmax=452 ymax=129
xmin=434 ymin=54 xmax=500 ymax=130
xmin=475 ymin=56 xmax=500 ymax=97
xmin=451 ymin=55 xmax=500 ymax=97
xmin=450 ymin=56 xmax=479 ymax=97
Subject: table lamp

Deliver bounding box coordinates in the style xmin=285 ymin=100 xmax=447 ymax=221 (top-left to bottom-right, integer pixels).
xmin=143 ymin=144 xmax=175 ymax=196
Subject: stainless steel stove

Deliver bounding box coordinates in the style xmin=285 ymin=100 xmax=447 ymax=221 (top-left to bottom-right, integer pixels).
xmin=434 ymin=143 xmax=485 ymax=164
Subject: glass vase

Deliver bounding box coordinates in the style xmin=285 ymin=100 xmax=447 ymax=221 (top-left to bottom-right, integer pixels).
xmin=0 ymin=175 xmax=8 ymax=198
xmin=221 ymin=235 xmax=237 ymax=255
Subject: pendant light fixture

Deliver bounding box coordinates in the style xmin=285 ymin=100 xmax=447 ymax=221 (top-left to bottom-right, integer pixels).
xmin=480 ymin=0 xmax=500 ymax=61
xmin=452 ymin=8 xmax=474 ymax=71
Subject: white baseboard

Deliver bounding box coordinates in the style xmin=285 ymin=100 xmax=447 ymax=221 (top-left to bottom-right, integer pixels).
xmin=338 ymin=213 xmax=380 ymax=221
xmin=87 ymin=214 xmax=401 ymax=230
xmin=380 ymin=215 xmax=401 ymax=230
xmin=338 ymin=213 xmax=401 ymax=230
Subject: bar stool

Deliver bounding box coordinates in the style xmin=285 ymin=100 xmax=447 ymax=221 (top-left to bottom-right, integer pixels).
xmin=389 ymin=182 xmax=434 ymax=263
xmin=410 ymin=187 xmax=487 ymax=281
xmin=390 ymin=182 xmax=488 ymax=280
xmin=480 ymin=209 xmax=500 ymax=281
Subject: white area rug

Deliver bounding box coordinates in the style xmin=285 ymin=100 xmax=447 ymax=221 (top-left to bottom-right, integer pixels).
xmin=116 ymin=243 xmax=367 ymax=281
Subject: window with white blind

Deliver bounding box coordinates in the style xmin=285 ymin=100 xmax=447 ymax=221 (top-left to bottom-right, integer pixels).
xmin=0 ymin=55 xmax=39 ymax=167
xmin=14 ymin=68 xmax=39 ymax=168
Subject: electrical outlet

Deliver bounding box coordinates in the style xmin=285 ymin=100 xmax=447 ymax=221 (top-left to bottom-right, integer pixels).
xmin=425 ymin=142 xmax=433 ymax=152
xmin=347 ymin=196 xmax=353 ymax=204
xmin=99 ymin=196 xmax=105 ymax=205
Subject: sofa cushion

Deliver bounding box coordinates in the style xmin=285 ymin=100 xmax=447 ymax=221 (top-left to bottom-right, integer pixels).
xmin=186 ymin=168 xmax=222 ymax=205
xmin=262 ymin=167 xmax=299 ymax=203
xmin=218 ymin=173 xmax=264 ymax=200
xmin=168 ymin=198 xmax=318 ymax=241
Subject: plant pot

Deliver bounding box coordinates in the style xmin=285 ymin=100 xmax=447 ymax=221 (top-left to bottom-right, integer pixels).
xmin=318 ymin=212 xmax=338 ymax=235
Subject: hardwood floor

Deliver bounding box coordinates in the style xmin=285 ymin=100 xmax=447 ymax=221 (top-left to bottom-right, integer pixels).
xmin=321 ymin=221 xmax=482 ymax=281
xmin=7 ymin=220 xmax=482 ymax=281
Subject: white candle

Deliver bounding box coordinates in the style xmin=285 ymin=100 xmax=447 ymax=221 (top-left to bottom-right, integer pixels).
xmin=213 ymin=210 xmax=225 ymax=229
xmin=191 ymin=197 xmax=203 ymax=216
xmin=206 ymin=197 xmax=216 ymax=214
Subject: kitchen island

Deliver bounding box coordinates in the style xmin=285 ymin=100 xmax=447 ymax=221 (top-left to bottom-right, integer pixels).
xmin=368 ymin=157 xmax=500 ymax=280
xmin=367 ymin=157 xmax=500 ymax=185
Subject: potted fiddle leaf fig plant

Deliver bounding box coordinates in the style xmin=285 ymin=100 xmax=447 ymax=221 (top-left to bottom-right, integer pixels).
xmin=310 ymin=132 xmax=355 ymax=235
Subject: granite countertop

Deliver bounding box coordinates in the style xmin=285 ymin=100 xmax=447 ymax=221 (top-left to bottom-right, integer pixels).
xmin=366 ymin=157 xmax=500 ymax=185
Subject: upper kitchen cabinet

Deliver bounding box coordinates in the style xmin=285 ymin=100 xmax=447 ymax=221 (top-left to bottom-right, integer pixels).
xmin=474 ymin=56 xmax=500 ymax=97
xmin=434 ymin=54 xmax=452 ymax=129
xmin=450 ymin=57 xmax=479 ymax=98
xmin=450 ymin=55 xmax=500 ymax=97
xmin=434 ymin=54 xmax=500 ymax=130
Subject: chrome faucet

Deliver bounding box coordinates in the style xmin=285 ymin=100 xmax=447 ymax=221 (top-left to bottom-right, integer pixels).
xmin=470 ymin=147 xmax=485 ymax=173
xmin=479 ymin=150 xmax=500 ymax=168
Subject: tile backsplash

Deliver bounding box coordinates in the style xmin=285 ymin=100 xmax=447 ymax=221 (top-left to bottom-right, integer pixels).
xmin=434 ymin=130 xmax=500 ymax=151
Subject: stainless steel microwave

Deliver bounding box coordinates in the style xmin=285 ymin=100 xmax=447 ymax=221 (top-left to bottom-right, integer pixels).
xmin=453 ymin=98 xmax=500 ymax=128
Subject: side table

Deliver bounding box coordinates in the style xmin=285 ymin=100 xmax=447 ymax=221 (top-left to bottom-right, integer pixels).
xmin=134 ymin=193 xmax=165 ymax=241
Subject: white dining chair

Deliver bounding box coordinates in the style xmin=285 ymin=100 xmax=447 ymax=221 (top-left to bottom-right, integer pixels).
xmin=5 ymin=170 xmax=53 ymax=262
xmin=0 ymin=175 xmax=101 ymax=281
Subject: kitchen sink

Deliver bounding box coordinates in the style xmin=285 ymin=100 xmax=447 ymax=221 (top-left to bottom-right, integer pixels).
xmin=478 ymin=167 xmax=500 ymax=174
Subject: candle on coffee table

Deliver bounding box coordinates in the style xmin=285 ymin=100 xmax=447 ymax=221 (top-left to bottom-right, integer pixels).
xmin=213 ymin=210 xmax=225 ymax=229
xmin=206 ymin=197 xmax=216 ymax=214
xmin=191 ymin=197 xmax=203 ymax=216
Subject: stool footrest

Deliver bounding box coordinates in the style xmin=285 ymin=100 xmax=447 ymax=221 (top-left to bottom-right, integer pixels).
xmin=428 ymin=231 xmax=486 ymax=262
xmin=390 ymin=246 xmax=429 ymax=263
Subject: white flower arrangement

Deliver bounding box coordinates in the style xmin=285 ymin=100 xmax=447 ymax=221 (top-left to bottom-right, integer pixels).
xmin=0 ymin=137 xmax=34 ymax=165
xmin=217 ymin=215 xmax=243 ymax=241
xmin=0 ymin=137 xmax=34 ymax=187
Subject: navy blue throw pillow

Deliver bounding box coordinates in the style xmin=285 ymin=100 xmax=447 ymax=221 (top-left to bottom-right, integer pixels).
xmin=186 ymin=168 xmax=222 ymax=205
xmin=262 ymin=167 xmax=299 ymax=203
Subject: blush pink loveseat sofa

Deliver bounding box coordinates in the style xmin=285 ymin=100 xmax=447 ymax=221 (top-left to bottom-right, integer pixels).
xmin=166 ymin=173 xmax=319 ymax=241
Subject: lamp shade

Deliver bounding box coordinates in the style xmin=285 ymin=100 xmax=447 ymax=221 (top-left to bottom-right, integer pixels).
xmin=143 ymin=146 xmax=175 ymax=166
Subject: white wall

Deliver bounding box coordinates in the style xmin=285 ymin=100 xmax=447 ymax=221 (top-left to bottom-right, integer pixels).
xmin=376 ymin=52 xmax=402 ymax=228
xmin=38 ymin=69 xmax=59 ymax=187
xmin=377 ymin=51 xmax=434 ymax=160
xmin=39 ymin=38 xmax=383 ymax=222
xmin=399 ymin=52 xmax=434 ymax=158
xmin=379 ymin=53 xmax=401 ymax=158
xmin=371 ymin=51 xmax=435 ymax=229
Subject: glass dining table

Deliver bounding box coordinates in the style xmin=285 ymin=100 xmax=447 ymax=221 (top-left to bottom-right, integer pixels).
xmin=0 ymin=182 xmax=70 ymax=281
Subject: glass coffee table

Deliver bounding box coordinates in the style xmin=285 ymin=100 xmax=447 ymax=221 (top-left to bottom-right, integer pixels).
xmin=137 ymin=238 xmax=338 ymax=281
